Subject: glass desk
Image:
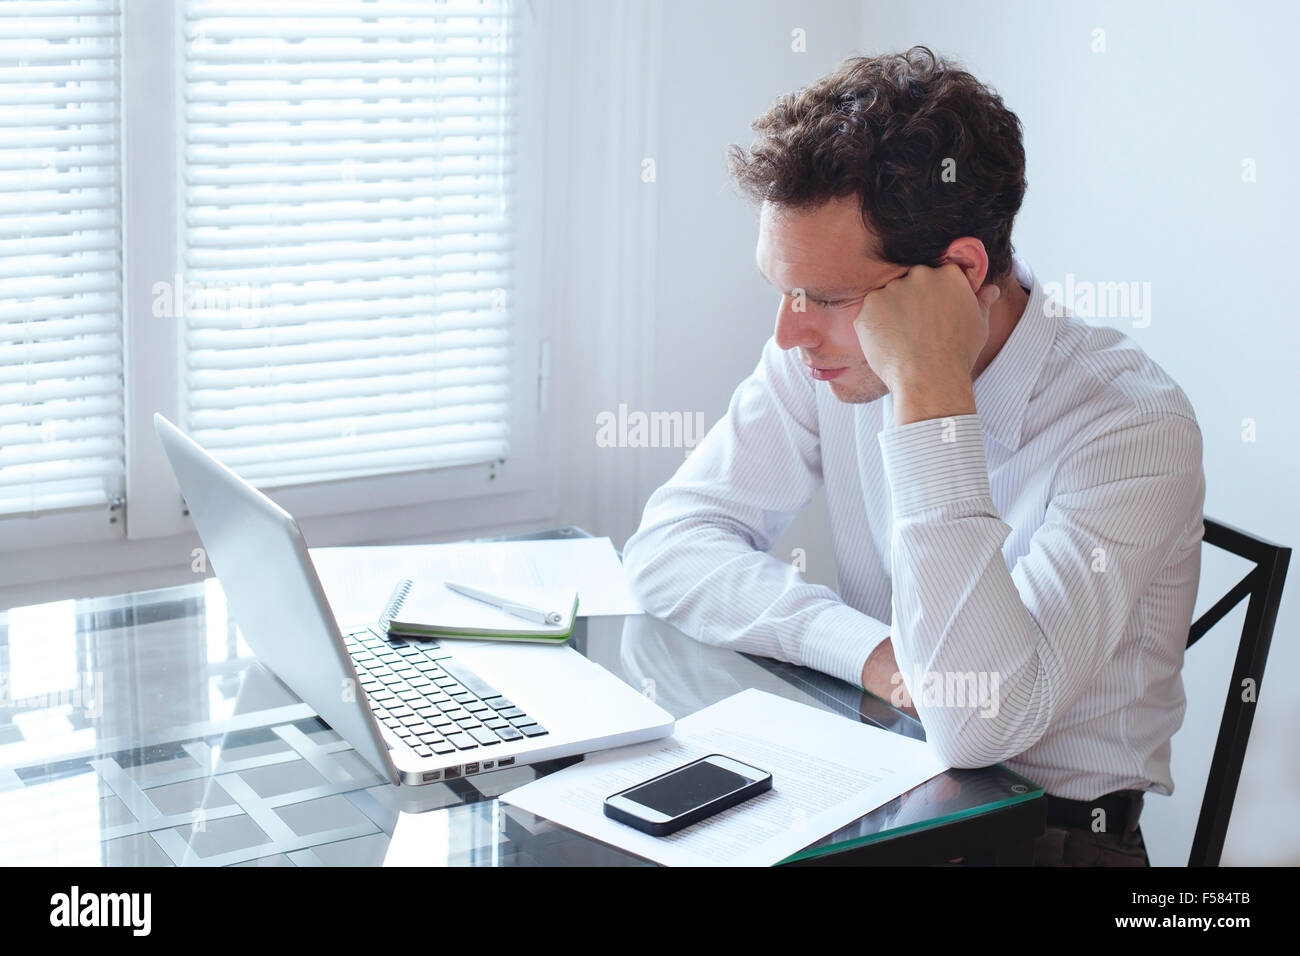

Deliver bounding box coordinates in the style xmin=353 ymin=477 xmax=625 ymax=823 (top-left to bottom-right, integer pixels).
xmin=0 ymin=528 xmax=1044 ymax=866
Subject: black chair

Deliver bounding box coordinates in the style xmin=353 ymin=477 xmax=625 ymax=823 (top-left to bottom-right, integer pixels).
xmin=1183 ymin=518 xmax=1290 ymax=867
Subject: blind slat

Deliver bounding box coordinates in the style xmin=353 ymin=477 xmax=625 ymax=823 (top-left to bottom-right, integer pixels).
xmin=189 ymin=384 xmax=508 ymax=430
xmin=184 ymin=369 xmax=506 ymax=409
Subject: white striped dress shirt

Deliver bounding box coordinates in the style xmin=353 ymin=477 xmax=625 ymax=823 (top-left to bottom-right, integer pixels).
xmin=622 ymin=254 xmax=1205 ymax=801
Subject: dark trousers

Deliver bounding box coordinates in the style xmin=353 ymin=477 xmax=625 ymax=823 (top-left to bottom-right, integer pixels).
xmin=1033 ymin=789 xmax=1150 ymax=866
xmin=1032 ymin=822 xmax=1150 ymax=866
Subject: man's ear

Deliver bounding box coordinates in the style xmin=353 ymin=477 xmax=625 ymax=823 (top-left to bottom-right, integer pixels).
xmin=937 ymin=238 xmax=990 ymax=294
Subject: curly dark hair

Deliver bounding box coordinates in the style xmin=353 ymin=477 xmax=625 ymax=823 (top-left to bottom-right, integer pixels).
xmin=727 ymin=46 xmax=1027 ymax=286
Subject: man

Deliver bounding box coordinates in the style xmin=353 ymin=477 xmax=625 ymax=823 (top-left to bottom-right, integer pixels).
xmin=622 ymin=47 xmax=1204 ymax=866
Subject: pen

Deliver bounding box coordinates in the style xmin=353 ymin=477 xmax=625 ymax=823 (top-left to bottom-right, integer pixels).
xmin=444 ymin=581 xmax=564 ymax=626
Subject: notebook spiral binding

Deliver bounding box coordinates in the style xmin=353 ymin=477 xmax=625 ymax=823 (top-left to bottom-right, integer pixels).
xmin=379 ymin=578 xmax=414 ymax=631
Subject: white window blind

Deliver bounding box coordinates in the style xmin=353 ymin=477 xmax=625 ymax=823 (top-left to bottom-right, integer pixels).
xmin=180 ymin=0 xmax=518 ymax=490
xmin=0 ymin=0 xmax=123 ymax=519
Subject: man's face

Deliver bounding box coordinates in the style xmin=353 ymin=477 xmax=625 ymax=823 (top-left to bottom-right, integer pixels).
xmin=756 ymin=195 xmax=907 ymax=404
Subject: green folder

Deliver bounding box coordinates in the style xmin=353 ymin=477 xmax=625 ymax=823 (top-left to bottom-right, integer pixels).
xmin=380 ymin=578 xmax=580 ymax=644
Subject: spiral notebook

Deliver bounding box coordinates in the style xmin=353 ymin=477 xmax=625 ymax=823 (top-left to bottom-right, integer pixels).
xmin=379 ymin=579 xmax=580 ymax=643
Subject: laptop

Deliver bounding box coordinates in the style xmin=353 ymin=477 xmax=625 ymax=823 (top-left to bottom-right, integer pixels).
xmin=154 ymin=413 xmax=675 ymax=786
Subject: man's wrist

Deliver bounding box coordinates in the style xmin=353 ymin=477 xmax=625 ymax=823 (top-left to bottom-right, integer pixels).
xmin=860 ymin=637 xmax=918 ymax=717
xmin=889 ymin=370 xmax=976 ymax=426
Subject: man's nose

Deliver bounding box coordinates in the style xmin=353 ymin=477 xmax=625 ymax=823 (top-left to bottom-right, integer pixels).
xmin=773 ymin=295 xmax=819 ymax=352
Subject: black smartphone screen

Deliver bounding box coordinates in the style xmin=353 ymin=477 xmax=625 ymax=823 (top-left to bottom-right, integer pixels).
xmin=622 ymin=760 xmax=750 ymax=817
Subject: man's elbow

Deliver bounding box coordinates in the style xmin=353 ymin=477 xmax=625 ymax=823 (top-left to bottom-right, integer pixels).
xmin=621 ymin=525 xmax=675 ymax=618
xmin=917 ymin=701 xmax=1051 ymax=769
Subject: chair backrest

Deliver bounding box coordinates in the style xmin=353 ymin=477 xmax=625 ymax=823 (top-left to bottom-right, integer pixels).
xmin=1185 ymin=518 xmax=1290 ymax=867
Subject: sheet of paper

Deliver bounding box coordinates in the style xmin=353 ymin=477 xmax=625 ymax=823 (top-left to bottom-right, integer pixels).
xmin=470 ymin=689 xmax=945 ymax=867
xmin=309 ymin=536 xmax=643 ymax=627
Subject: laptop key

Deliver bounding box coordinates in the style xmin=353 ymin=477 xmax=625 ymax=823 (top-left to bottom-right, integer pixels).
xmin=431 ymin=742 xmax=456 ymax=755
xmin=484 ymin=717 xmax=511 ymax=730
xmin=434 ymin=657 xmax=503 ymax=700
xmin=485 ymin=698 xmax=513 ymax=711
xmin=400 ymin=715 xmax=425 ymax=726
xmin=498 ymin=707 xmax=526 ymax=720
xmin=464 ymin=701 xmax=491 ymax=714
xmin=445 ymin=733 xmax=479 ymax=751
xmin=466 ymin=727 xmax=501 ymax=746
xmin=413 ymin=745 xmax=433 ymax=757
xmin=495 ymin=726 xmax=523 ymax=741
xmin=517 ymin=724 xmax=548 ymax=737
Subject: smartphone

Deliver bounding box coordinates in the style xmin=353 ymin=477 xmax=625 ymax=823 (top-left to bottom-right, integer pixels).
xmin=603 ymin=753 xmax=773 ymax=836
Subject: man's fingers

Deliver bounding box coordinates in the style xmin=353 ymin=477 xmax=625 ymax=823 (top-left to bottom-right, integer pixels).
xmin=977 ymin=283 xmax=1001 ymax=312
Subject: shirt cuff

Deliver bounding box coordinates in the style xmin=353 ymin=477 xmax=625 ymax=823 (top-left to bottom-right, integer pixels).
xmin=800 ymin=602 xmax=893 ymax=689
xmin=878 ymin=412 xmax=992 ymax=516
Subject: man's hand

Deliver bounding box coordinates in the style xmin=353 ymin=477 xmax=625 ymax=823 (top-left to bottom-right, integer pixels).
xmin=852 ymin=262 xmax=1001 ymax=426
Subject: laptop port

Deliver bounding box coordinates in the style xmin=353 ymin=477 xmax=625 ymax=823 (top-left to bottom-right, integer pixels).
xmin=422 ymin=770 xmax=442 ymax=782
xmin=444 ymin=766 xmax=461 ymax=779
xmin=482 ymin=760 xmax=495 ymax=770
xmin=464 ymin=762 xmax=479 ymax=774
xmin=499 ymin=757 xmax=515 ymax=767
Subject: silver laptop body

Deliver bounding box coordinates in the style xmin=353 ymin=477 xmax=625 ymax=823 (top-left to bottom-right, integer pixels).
xmin=154 ymin=413 xmax=674 ymax=786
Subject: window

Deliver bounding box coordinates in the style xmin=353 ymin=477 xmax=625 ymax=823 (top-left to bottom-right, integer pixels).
xmin=1 ymin=0 xmax=542 ymax=563
xmin=0 ymin=1 xmax=124 ymax=523
xmin=179 ymin=0 xmax=518 ymax=489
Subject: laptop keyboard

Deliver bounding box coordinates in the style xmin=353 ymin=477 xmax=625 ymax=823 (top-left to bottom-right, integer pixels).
xmin=343 ymin=628 xmax=548 ymax=759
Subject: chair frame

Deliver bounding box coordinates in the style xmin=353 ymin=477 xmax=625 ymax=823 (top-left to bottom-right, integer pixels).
xmin=1185 ymin=518 xmax=1290 ymax=867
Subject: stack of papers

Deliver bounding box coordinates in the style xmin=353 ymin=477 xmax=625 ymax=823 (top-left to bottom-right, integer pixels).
xmin=385 ymin=689 xmax=949 ymax=867
xmin=310 ymin=536 xmax=643 ymax=628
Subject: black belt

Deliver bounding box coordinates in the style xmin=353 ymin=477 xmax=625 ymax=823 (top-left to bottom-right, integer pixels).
xmin=1045 ymin=789 xmax=1144 ymax=834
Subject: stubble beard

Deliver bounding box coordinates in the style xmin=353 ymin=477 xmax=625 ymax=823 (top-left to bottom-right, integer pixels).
xmin=829 ymin=366 xmax=890 ymax=405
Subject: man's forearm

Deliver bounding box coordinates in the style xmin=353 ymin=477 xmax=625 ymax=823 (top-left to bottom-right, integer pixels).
xmin=861 ymin=637 xmax=917 ymax=718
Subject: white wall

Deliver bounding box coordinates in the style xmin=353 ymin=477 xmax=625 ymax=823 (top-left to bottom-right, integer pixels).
xmin=845 ymin=0 xmax=1300 ymax=867
xmin=563 ymin=0 xmax=1298 ymax=864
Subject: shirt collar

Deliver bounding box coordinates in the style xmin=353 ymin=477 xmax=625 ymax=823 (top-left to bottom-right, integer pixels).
xmin=971 ymin=253 xmax=1060 ymax=451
